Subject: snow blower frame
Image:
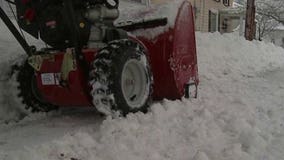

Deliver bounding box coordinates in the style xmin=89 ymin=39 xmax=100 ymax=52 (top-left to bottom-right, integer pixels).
xmin=0 ymin=0 xmax=198 ymax=115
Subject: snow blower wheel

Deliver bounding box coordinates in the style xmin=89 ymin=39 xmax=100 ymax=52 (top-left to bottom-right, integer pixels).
xmin=16 ymin=61 xmax=58 ymax=113
xmin=89 ymin=40 xmax=153 ymax=116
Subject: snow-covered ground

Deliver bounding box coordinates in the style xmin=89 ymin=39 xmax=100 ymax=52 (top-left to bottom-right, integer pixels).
xmin=1 ymin=11 xmax=284 ymax=160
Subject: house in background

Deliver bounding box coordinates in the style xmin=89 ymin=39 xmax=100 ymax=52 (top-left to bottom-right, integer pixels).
xmin=151 ymin=0 xmax=244 ymax=33
xmin=188 ymin=0 xmax=244 ymax=33
xmin=219 ymin=7 xmax=245 ymax=34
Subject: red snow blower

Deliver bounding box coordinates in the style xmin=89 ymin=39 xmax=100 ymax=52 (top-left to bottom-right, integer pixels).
xmin=0 ymin=0 xmax=198 ymax=115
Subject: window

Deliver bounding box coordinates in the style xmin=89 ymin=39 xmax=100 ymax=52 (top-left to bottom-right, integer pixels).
xmin=221 ymin=18 xmax=229 ymax=32
xmin=223 ymin=0 xmax=230 ymax=6
xmin=209 ymin=11 xmax=218 ymax=32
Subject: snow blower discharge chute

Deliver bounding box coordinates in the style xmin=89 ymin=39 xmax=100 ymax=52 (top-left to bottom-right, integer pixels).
xmin=0 ymin=0 xmax=199 ymax=115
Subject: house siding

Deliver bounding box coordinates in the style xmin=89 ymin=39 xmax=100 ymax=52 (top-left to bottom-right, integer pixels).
xmin=189 ymin=0 xmax=233 ymax=32
xmin=152 ymin=0 xmax=234 ymax=32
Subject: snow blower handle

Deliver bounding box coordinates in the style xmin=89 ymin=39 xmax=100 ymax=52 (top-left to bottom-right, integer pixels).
xmin=116 ymin=17 xmax=168 ymax=31
xmin=89 ymin=0 xmax=119 ymax=9
xmin=104 ymin=0 xmax=119 ymax=9
xmin=0 ymin=6 xmax=33 ymax=56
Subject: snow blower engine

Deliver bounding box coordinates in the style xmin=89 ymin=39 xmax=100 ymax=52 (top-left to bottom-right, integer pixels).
xmin=0 ymin=0 xmax=199 ymax=116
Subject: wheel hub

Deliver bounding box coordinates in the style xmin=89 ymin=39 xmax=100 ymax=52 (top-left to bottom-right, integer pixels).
xmin=121 ymin=59 xmax=149 ymax=109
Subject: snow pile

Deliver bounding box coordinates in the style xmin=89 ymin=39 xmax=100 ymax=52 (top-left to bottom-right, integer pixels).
xmin=118 ymin=0 xmax=183 ymax=26
xmin=1 ymin=32 xmax=284 ymax=160
xmin=198 ymin=32 xmax=284 ymax=78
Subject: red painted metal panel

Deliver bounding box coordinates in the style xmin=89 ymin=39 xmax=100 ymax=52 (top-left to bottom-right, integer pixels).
xmin=36 ymin=49 xmax=96 ymax=107
xmin=135 ymin=1 xmax=198 ymax=100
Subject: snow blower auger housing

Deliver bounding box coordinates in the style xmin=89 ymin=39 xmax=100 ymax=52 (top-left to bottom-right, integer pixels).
xmin=0 ymin=0 xmax=198 ymax=115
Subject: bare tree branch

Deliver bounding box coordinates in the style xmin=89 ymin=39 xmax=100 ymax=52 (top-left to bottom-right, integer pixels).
xmin=253 ymin=0 xmax=284 ymax=40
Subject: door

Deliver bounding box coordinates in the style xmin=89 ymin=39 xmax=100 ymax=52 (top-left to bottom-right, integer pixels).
xmin=209 ymin=10 xmax=218 ymax=32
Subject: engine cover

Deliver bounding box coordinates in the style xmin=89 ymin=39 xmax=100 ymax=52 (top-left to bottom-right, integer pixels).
xmin=38 ymin=5 xmax=90 ymax=49
xmin=15 ymin=0 xmax=91 ymax=49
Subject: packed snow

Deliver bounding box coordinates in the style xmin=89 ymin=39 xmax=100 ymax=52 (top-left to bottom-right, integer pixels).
xmin=117 ymin=0 xmax=184 ymax=39
xmin=118 ymin=0 xmax=183 ymax=26
xmin=1 ymin=5 xmax=284 ymax=160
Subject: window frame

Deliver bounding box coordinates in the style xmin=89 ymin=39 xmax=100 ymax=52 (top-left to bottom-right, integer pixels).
xmin=208 ymin=10 xmax=218 ymax=32
xmin=223 ymin=0 xmax=230 ymax=6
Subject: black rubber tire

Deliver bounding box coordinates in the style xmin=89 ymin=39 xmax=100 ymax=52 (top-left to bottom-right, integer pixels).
xmin=16 ymin=61 xmax=58 ymax=113
xmin=89 ymin=39 xmax=153 ymax=116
